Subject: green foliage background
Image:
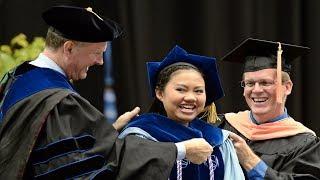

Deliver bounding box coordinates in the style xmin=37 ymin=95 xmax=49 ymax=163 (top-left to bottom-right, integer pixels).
xmin=0 ymin=33 xmax=45 ymax=79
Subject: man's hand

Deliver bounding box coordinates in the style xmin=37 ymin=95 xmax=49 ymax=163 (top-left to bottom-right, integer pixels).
xmin=112 ymin=107 xmax=140 ymax=131
xmin=182 ymin=138 xmax=213 ymax=164
xmin=228 ymin=132 xmax=261 ymax=171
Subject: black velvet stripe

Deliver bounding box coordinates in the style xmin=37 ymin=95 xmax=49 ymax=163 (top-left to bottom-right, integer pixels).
xmin=34 ymin=155 xmax=105 ymax=179
xmin=31 ymin=135 xmax=95 ymax=164
xmin=76 ymin=135 xmax=96 ymax=149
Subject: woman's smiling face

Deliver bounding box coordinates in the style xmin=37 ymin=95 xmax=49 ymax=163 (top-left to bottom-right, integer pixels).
xmin=156 ymin=69 xmax=206 ymax=126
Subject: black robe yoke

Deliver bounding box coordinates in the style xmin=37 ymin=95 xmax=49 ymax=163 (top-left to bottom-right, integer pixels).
xmin=0 ymin=64 xmax=176 ymax=179
xmin=219 ymin=116 xmax=320 ymax=180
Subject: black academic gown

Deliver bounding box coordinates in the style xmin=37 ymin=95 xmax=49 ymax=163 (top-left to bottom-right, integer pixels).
xmin=0 ymin=63 xmax=176 ymax=179
xmin=219 ymin=114 xmax=320 ymax=180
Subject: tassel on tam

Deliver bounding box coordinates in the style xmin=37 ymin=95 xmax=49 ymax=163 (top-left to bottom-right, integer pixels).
xmin=201 ymin=103 xmax=219 ymax=124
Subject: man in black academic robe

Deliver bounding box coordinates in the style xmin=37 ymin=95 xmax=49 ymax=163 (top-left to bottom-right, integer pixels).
xmin=220 ymin=38 xmax=320 ymax=179
xmin=0 ymin=5 xmax=213 ymax=179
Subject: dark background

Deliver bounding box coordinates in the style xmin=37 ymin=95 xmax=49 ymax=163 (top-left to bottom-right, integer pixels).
xmin=1 ymin=0 xmax=319 ymax=135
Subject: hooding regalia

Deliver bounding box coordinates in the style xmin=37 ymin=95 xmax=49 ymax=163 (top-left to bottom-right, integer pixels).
xmin=119 ymin=45 xmax=245 ymax=180
xmin=219 ymin=38 xmax=320 ymax=179
xmin=0 ymin=5 xmax=178 ymax=179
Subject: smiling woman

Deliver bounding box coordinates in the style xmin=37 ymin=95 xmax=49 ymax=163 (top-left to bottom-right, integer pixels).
xmin=155 ymin=66 xmax=206 ymax=126
xmin=119 ymin=45 xmax=245 ymax=180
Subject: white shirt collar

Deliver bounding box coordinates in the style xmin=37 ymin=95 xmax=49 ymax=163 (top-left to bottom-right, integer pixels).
xmin=29 ymin=53 xmax=66 ymax=77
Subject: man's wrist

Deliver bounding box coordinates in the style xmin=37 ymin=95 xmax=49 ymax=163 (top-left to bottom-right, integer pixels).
xmin=242 ymin=152 xmax=261 ymax=171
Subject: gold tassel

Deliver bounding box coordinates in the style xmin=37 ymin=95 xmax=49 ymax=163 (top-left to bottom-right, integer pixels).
xmin=276 ymin=42 xmax=283 ymax=103
xmin=201 ymin=103 xmax=219 ymax=124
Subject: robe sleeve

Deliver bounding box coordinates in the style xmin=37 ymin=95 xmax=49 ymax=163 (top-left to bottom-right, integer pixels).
xmin=28 ymin=92 xmax=177 ymax=179
xmin=264 ymin=139 xmax=320 ymax=179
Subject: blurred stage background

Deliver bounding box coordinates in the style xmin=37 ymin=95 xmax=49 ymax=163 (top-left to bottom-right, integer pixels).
xmin=1 ymin=0 xmax=319 ymax=134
